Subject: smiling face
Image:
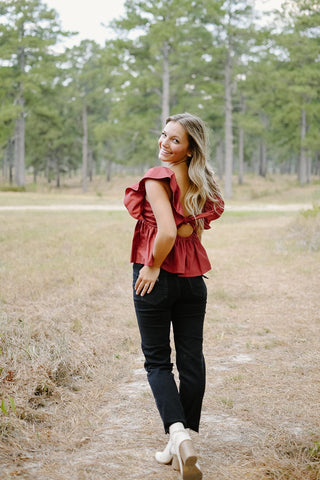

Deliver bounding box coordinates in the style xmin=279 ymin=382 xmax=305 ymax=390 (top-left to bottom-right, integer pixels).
xmin=158 ymin=121 xmax=192 ymax=165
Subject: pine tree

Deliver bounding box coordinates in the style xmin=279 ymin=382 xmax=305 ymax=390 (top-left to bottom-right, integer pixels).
xmin=266 ymin=0 xmax=320 ymax=183
xmin=108 ymin=0 xmax=222 ymax=167
xmin=0 ymin=0 xmax=70 ymax=186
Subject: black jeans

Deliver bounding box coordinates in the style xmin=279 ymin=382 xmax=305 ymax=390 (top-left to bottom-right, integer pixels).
xmin=132 ymin=263 xmax=207 ymax=433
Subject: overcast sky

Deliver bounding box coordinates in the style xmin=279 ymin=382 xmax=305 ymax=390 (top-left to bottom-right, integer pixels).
xmin=45 ymin=0 xmax=281 ymax=47
xmin=45 ymin=0 xmax=126 ymax=46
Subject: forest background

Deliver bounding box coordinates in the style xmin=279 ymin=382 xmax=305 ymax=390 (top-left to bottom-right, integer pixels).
xmin=0 ymin=0 xmax=319 ymax=199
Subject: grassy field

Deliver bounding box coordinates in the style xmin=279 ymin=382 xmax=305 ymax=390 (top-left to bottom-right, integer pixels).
xmin=0 ymin=175 xmax=320 ymax=479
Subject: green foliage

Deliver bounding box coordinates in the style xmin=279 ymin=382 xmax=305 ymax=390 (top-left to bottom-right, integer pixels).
xmin=300 ymin=203 xmax=320 ymax=218
xmin=0 ymin=0 xmax=319 ymax=186
xmin=309 ymin=440 xmax=320 ymax=460
xmin=0 ymin=185 xmax=26 ymax=192
xmin=0 ymin=398 xmax=16 ymax=416
xmin=0 ymin=399 xmax=8 ymax=416
xmin=9 ymin=397 xmax=16 ymax=414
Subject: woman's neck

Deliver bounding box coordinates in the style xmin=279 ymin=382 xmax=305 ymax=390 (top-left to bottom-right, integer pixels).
xmin=168 ymin=157 xmax=189 ymax=169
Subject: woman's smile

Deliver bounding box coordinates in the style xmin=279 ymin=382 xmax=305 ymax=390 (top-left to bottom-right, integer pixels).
xmin=158 ymin=121 xmax=191 ymax=164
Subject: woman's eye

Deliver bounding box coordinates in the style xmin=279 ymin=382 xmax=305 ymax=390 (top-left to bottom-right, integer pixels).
xmin=173 ymin=139 xmax=179 ymax=143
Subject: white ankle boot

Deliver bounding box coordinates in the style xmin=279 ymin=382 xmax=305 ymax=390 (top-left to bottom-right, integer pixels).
xmin=155 ymin=423 xmax=202 ymax=480
xmin=155 ymin=438 xmax=173 ymax=464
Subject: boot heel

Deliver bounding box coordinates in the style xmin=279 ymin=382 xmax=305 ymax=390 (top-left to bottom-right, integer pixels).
xmin=172 ymin=454 xmax=180 ymax=471
xmin=169 ymin=423 xmax=202 ymax=479
xmin=180 ymin=439 xmax=197 ymax=467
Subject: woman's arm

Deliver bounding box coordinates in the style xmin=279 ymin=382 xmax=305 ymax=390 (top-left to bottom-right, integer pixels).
xmin=135 ymin=179 xmax=177 ymax=296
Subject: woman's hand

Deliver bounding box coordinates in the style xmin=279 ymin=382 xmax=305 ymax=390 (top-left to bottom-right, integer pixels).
xmin=135 ymin=265 xmax=160 ymax=296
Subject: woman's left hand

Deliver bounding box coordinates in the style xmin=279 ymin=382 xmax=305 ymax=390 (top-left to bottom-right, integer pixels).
xmin=135 ymin=265 xmax=160 ymax=296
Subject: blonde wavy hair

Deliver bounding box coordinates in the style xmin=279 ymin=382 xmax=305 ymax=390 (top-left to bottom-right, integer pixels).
xmin=166 ymin=112 xmax=223 ymax=231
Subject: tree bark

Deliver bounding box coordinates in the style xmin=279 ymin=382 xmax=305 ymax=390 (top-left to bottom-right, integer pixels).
xmin=14 ymin=47 xmax=26 ymax=187
xmin=238 ymin=95 xmax=245 ymax=185
xmin=56 ymin=158 xmax=60 ymax=188
xmin=259 ymin=139 xmax=267 ymax=177
xmin=3 ymin=147 xmax=7 ymax=180
xmin=88 ymin=147 xmax=93 ymax=181
xmin=224 ymin=48 xmax=233 ymax=198
xmin=14 ymin=109 xmax=25 ymax=187
xmin=106 ymin=157 xmax=111 ymax=182
xmin=298 ymin=108 xmax=307 ymax=185
xmin=4 ymin=139 xmax=14 ymax=182
xmin=316 ymin=152 xmax=320 ymax=175
xmin=161 ymin=41 xmax=170 ymax=129
xmin=238 ymin=127 xmax=244 ymax=185
xmin=307 ymin=153 xmax=312 ymax=184
xmin=82 ymin=102 xmax=88 ymax=193
xmin=216 ymin=139 xmax=224 ymax=181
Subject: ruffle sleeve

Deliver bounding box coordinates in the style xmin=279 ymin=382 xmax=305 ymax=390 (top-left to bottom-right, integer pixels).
xmin=201 ymin=196 xmax=225 ymax=230
xmin=124 ymin=166 xmax=183 ymax=220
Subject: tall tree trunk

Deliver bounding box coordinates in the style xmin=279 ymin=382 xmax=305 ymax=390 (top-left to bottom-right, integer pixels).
xmin=82 ymin=102 xmax=88 ymax=193
xmin=4 ymin=139 xmax=14 ymax=182
xmin=56 ymin=158 xmax=60 ymax=188
xmin=88 ymin=147 xmax=93 ymax=181
xmin=253 ymin=148 xmax=259 ymax=175
xmin=307 ymin=154 xmax=312 ymax=183
xmin=298 ymin=108 xmax=307 ymax=185
xmin=161 ymin=41 xmax=170 ymax=129
xmin=317 ymin=152 xmax=320 ymax=175
xmin=9 ymin=139 xmax=14 ymax=184
xmin=259 ymin=113 xmax=268 ymax=177
xmin=14 ymin=109 xmax=25 ymax=187
xmin=106 ymin=157 xmax=111 ymax=182
xmin=45 ymin=158 xmax=50 ymax=183
xmin=238 ymin=127 xmax=244 ymax=185
xmin=259 ymin=139 xmax=267 ymax=177
xmin=224 ymin=48 xmax=233 ymax=198
xmin=2 ymin=160 xmax=5 ymax=181
xmin=216 ymin=139 xmax=224 ymax=181
xmin=238 ymin=95 xmax=245 ymax=185
xmin=14 ymin=47 xmax=26 ymax=187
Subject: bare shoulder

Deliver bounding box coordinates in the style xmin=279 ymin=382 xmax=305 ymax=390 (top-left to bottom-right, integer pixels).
xmin=145 ymin=178 xmax=171 ymax=201
xmin=145 ymin=178 xmax=176 ymax=229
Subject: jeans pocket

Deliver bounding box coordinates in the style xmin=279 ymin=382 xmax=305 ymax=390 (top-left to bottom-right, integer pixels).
xmin=188 ymin=276 xmax=207 ymax=300
xmin=133 ymin=264 xmax=168 ymax=306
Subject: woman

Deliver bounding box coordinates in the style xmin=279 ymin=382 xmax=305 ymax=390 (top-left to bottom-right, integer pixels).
xmin=124 ymin=112 xmax=224 ymax=480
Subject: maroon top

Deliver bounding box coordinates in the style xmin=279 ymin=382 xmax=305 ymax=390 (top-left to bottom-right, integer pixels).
xmin=124 ymin=166 xmax=224 ymax=277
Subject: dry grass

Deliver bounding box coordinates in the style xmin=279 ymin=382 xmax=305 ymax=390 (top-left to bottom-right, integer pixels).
xmin=1 ymin=172 xmax=319 ymax=205
xmin=0 ymin=175 xmax=319 ymax=479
